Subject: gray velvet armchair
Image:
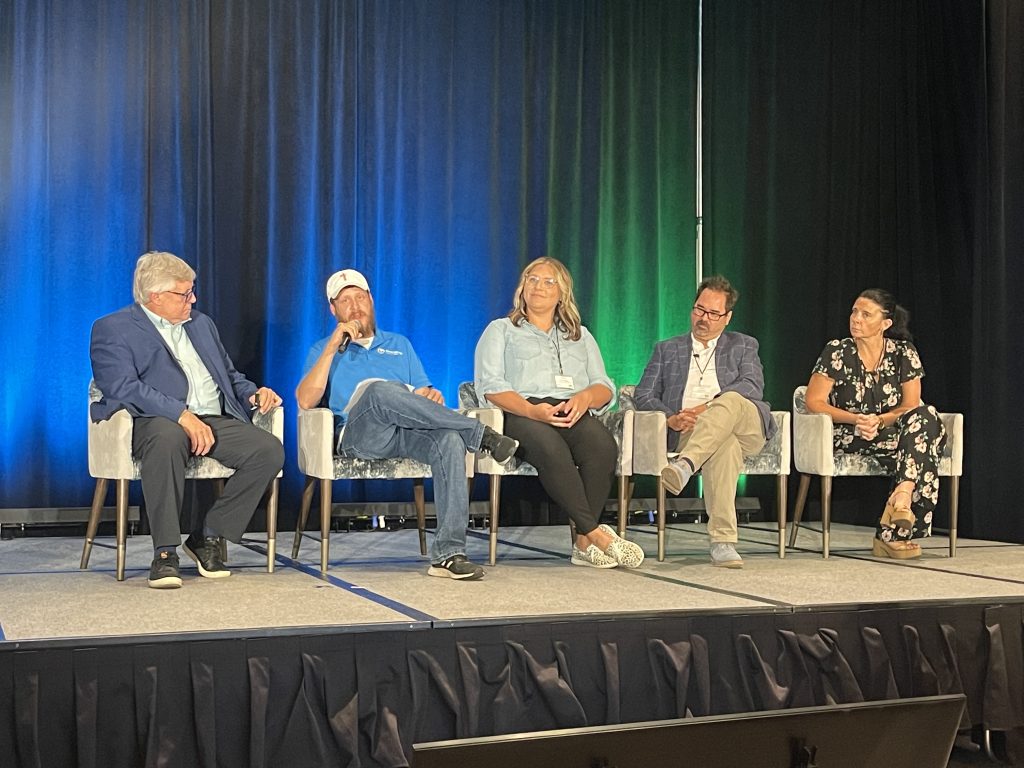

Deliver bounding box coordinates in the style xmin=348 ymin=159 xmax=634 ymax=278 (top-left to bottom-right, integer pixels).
xmin=292 ymin=406 xmax=474 ymax=571
xmin=84 ymin=381 xmax=283 ymax=580
xmin=620 ymin=384 xmax=791 ymax=561
xmin=791 ymin=385 xmax=964 ymax=557
xmin=458 ymin=382 xmax=634 ymax=566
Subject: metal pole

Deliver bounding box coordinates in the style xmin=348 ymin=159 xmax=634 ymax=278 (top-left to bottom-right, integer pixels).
xmin=695 ymin=0 xmax=704 ymax=289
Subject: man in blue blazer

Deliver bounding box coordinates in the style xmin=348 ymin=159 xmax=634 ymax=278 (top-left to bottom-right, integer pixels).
xmin=634 ymin=275 xmax=776 ymax=568
xmin=90 ymin=252 xmax=284 ymax=589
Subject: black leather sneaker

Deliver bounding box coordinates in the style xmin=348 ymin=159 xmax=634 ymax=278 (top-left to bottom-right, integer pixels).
xmin=427 ymin=554 xmax=484 ymax=581
xmin=148 ymin=551 xmax=182 ymax=589
xmin=182 ymin=534 xmax=231 ymax=579
xmin=479 ymin=427 xmax=519 ymax=465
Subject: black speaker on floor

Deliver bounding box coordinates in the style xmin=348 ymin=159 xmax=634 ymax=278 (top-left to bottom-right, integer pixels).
xmin=413 ymin=695 xmax=965 ymax=768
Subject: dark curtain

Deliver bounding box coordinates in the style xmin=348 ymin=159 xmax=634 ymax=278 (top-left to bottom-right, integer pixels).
xmin=703 ymin=0 xmax=1024 ymax=540
xmin=2 ymin=0 xmax=1023 ymax=540
xmin=972 ymin=0 xmax=1024 ymax=542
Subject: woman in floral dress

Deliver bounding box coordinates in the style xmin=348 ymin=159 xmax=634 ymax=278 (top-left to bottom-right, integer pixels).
xmin=805 ymin=289 xmax=946 ymax=559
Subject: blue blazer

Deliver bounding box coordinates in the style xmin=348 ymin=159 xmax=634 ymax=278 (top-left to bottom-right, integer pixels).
xmin=89 ymin=304 xmax=256 ymax=424
xmin=634 ymin=331 xmax=776 ymax=442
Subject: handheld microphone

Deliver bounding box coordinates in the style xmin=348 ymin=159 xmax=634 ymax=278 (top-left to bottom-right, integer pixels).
xmin=338 ymin=318 xmax=363 ymax=353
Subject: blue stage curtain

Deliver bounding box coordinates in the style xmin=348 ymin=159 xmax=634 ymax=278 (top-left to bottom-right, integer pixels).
xmin=0 ymin=0 xmax=698 ymax=510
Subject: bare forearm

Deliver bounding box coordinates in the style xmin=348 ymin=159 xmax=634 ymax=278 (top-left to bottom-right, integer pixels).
xmin=295 ymin=349 xmax=335 ymax=409
xmin=575 ymin=384 xmax=609 ymax=411
xmin=484 ymin=390 xmax=537 ymax=418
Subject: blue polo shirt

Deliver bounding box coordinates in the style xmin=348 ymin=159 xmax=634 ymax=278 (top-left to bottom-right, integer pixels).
xmin=302 ymin=328 xmax=432 ymax=425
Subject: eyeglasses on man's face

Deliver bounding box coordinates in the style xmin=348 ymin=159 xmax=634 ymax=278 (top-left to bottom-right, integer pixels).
xmin=164 ymin=288 xmax=196 ymax=303
xmin=691 ymin=305 xmax=727 ymax=321
xmin=525 ymin=275 xmax=558 ymax=288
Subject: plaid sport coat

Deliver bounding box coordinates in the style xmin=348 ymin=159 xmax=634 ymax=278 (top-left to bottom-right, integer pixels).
xmin=634 ymin=331 xmax=776 ymax=443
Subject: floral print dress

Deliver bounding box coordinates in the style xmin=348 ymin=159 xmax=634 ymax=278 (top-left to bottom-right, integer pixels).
xmin=812 ymin=337 xmax=946 ymax=542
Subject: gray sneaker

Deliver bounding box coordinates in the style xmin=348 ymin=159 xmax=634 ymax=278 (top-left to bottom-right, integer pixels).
xmin=570 ymin=544 xmax=618 ymax=569
xmin=661 ymin=458 xmax=693 ymax=495
xmin=710 ymin=542 xmax=744 ymax=568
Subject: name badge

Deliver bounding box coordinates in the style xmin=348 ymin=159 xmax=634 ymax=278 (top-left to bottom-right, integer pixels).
xmin=554 ymin=374 xmax=575 ymax=389
xmin=690 ymin=385 xmax=714 ymax=402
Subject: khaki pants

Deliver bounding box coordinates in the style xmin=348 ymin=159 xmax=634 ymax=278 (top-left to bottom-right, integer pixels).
xmin=676 ymin=392 xmax=766 ymax=543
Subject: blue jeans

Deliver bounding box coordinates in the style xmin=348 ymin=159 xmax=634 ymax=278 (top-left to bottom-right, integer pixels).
xmin=339 ymin=381 xmax=485 ymax=562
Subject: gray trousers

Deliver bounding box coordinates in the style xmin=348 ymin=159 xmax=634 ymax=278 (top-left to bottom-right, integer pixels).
xmin=132 ymin=415 xmax=284 ymax=550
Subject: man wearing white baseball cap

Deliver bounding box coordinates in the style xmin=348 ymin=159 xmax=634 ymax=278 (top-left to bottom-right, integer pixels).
xmin=297 ymin=268 xmax=518 ymax=580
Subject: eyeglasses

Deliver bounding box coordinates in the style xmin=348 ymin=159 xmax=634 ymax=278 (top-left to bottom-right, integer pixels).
xmin=692 ymin=305 xmax=727 ymax=321
xmin=164 ymin=289 xmax=196 ymax=302
xmin=526 ymin=276 xmax=558 ymax=288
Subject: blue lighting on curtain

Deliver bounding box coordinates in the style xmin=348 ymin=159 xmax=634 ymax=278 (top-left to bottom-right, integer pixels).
xmin=0 ymin=0 xmax=698 ymax=510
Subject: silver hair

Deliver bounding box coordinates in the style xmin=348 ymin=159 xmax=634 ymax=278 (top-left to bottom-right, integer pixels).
xmin=132 ymin=251 xmax=196 ymax=304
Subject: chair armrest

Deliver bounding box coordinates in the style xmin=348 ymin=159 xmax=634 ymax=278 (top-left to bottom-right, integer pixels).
xmin=253 ymin=405 xmax=284 ymax=440
xmin=596 ymin=410 xmax=633 ymax=476
xmin=631 ymin=409 xmax=669 ymax=476
xmin=793 ymin=409 xmax=834 ymax=475
xmin=941 ymin=412 xmax=964 ymax=476
xmin=464 ymin=406 xmax=507 ymax=474
xmin=297 ymin=407 xmax=335 ymax=479
xmin=774 ymin=412 xmax=791 ymax=474
xmin=88 ymin=409 xmax=137 ymax=479
xmin=253 ymin=406 xmax=285 ymax=477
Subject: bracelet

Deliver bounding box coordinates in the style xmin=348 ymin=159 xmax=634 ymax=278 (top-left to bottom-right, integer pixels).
xmin=876 ymin=414 xmax=884 ymax=430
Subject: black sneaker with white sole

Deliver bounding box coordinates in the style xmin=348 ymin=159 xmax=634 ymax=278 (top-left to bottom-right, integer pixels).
xmin=479 ymin=427 xmax=519 ymax=465
xmin=148 ymin=551 xmax=182 ymax=589
xmin=182 ymin=534 xmax=231 ymax=579
xmin=427 ymin=554 xmax=485 ymax=580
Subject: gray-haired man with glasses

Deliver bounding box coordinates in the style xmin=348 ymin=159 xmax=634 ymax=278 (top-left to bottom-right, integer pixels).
xmin=634 ymin=275 xmax=776 ymax=568
xmin=90 ymin=252 xmax=285 ymax=589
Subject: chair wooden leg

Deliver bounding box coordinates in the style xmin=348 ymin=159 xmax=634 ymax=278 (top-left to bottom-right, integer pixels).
xmin=821 ymin=476 xmax=832 ymax=559
xmin=657 ymin=477 xmax=667 ymax=561
xmin=489 ymin=476 xmax=502 ymax=566
xmin=948 ymin=475 xmax=960 ymax=557
xmin=115 ymin=479 xmax=129 ymax=582
xmin=212 ymin=479 xmax=228 ymax=561
xmin=319 ymin=478 xmax=332 ymax=572
xmin=265 ymin=479 xmax=279 ymax=572
xmin=293 ymin=476 xmax=316 ymax=558
xmin=790 ymin=474 xmax=811 ymax=549
xmin=81 ymin=478 xmax=108 ymax=569
xmin=617 ymin=475 xmax=629 ymax=537
xmin=776 ymin=474 xmax=788 ymax=559
xmin=414 ymin=478 xmax=427 ymax=556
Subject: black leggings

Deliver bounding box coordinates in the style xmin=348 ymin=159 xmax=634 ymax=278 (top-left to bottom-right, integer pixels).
xmin=502 ymin=398 xmax=617 ymax=535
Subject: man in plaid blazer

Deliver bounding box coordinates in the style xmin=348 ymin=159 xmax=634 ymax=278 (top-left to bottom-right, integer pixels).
xmin=634 ymin=275 xmax=776 ymax=568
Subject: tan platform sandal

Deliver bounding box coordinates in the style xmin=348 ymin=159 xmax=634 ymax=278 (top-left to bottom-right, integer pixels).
xmin=872 ymin=537 xmax=921 ymax=560
xmin=881 ymin=489 xmax=916 ymax=531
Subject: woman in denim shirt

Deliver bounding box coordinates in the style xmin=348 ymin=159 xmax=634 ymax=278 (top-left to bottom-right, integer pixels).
xmin=474 ymin=257 xmax=644 ymax=569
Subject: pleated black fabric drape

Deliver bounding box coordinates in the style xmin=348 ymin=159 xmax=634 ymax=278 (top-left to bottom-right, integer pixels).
xmin=3 ymin=605 xmax=1023 ymax=767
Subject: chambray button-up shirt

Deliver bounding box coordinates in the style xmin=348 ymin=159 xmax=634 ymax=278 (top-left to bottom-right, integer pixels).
xmin=474 ymin=317 xmax=615 ymax=413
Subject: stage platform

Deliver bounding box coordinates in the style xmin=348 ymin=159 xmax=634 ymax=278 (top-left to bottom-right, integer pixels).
xmin=2 ymin=521 xmax=1024 ymax=766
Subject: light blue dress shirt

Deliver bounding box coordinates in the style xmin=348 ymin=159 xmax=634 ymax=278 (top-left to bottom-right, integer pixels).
xmin=474 ymin=317 xmax=615 ymax=413
xmin=141 ymin=304 xmax=223 ymax=416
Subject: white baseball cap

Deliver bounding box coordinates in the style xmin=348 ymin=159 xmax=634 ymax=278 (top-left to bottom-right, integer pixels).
xmin=326 ymin=269 xmax=370 ymax=300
